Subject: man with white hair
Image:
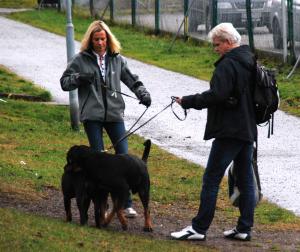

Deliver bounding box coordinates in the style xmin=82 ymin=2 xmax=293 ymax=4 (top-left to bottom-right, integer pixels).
xmin=171 ymin=23 xmax=257 ymax=241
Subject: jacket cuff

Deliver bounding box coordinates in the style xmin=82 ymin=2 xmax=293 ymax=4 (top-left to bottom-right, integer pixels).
xmin=181 ymin=95 xmax=195 ymax=109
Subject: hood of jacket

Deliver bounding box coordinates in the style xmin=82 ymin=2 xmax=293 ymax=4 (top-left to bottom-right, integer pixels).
xmin=215 ymin=45 xmax=256 ymax=71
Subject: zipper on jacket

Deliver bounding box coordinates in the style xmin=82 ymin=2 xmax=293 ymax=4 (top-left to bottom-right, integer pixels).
xmin=98 ymin=67 xmax=107 ymax=121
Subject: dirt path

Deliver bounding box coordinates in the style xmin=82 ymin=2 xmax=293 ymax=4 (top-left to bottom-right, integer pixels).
xmin=1 ymin=188 xmax=300 ymax=251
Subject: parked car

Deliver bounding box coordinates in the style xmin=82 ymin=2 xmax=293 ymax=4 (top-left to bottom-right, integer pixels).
xmin=188 ymin=0 xmax=272 ymax=33
xmin=269 ymin=0 xmax=300 ymax=49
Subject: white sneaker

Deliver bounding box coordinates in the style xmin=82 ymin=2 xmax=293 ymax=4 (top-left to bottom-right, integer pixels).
xmin=170 ymin=226 xmax=206 ymax=240
xmin=224 ymin=228 xmax=251 ymax=241
xmin=124 ymin=207 xmax=137 ymax=218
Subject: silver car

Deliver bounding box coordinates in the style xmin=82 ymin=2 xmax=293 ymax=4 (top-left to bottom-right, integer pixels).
xmin=269 ymin=0 xmax=300 ymax=49
xmin=188 ymin=0 xmax=272 ymax=33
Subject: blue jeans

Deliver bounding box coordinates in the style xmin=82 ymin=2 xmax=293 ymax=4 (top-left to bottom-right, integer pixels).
xmin=192 ymin=138 xmax=255 ymax=235
xmin=83 ymin=120 xmax=132 ymax=208
xmin=83 ymin=120 xmax=128 ymax=154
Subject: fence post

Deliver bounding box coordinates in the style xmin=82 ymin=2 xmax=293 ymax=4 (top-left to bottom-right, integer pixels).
xmin=245 ymin=0 xmax=254 ymax=52
xmin=184 ymin=0 xmax=189 ymax=39
xmin=132 ymin=0 xmax=136 ymax=27
xmin=155 ymin=0 xmax=160 ymax=34
xmin=282 ymin=0 xmax=288 ymax=63
xmin=287 ymin=0 xmax=296 ymax=64
xmin=110 ymin=0 xmax=114 ymax=22
xmin=211 ymin=0 xmax=218 ymax=28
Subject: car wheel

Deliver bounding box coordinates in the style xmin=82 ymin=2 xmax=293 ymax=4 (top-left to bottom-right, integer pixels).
xmin=273 ymin=18 xmax=283 ymax=49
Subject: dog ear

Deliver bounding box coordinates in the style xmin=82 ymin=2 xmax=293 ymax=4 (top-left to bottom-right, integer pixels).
xmin=65 ymin=145 xmax=84 ymax=173
xmin=64 ymin=163 xmax=82 ymax=173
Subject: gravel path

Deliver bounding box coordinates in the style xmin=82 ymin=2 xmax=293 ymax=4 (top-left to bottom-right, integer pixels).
xmin=1 ymin=15 xmax=300 ymax=216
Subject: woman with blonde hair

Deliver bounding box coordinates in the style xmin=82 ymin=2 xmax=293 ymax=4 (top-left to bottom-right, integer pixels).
xmin=60 ymin=20 xmax=151 ymax=217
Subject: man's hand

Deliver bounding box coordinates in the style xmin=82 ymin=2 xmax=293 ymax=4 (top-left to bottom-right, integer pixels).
xmin=175 ymin=97 xmax=182 ymax=105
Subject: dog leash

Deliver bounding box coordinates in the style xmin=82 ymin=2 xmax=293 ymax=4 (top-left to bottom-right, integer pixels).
xmin=107 ymin=96 xmax=187 ymax=151
xmin=102 ymin=84 xmax=139 ymax=100
xmin=170 ymin=96 xmax=187 ymax=121
xmin=94 ymin=75 xmax=139 ymax=100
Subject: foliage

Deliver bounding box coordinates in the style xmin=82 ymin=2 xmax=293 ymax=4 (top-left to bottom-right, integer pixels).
xmin=0 ymin=65 xmax=51 ymax=101
xmin=0 ymin=0 xmax=37 ymax=8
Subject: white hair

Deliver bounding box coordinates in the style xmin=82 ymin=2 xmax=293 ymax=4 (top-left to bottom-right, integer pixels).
xmin=208 ymin=23 xmax=241 ymax=45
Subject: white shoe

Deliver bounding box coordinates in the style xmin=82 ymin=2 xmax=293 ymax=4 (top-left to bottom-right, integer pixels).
xmin=170 ymin=226 xmax=206 ymax=240
xmin=224 ymin=228 xmax=251 ymax=241
xmin=124 ymin=207 xmax=137 ymax=218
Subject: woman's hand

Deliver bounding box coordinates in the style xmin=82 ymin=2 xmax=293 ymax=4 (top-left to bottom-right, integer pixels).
xmin=75 ymin=73 xmax=95 ymax=85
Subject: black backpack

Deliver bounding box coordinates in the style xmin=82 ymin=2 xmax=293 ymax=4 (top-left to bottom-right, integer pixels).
xmin=232 ymin=58 xmax=280 ymax=137
xmin=253 ymin=63 xmax=280 ymax=127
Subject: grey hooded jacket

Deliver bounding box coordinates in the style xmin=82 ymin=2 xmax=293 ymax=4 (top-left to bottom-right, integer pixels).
xmin=60 ymin=49 xmax=150 ymax=122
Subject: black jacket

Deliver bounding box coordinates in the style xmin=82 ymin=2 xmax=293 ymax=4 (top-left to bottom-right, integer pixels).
xmin=181 ymin=45 xmax=257 ymax=142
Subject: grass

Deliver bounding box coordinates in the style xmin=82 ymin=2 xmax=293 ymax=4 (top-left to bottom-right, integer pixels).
xmin=0 ymin=208 xmax=212 ymax=252
xmin=1 ymin=54 xmax=300 ymax=251
xmin=0 ymin=65 xmax=51 ymax=101
xmin=0 ymin=0 xmax=37 ymax=8
xmin=6 ymin=9 xmax=300 ymax=117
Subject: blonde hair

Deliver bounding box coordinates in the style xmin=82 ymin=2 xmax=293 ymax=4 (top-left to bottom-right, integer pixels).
xmin=80 ymin=20 xmax=121 ymax=53
xmin=208 ymin=23 xmax=241 ymax=45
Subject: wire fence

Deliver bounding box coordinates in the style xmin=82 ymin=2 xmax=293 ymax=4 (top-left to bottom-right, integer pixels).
xmin=57 ymin=0 xmax=300 ymax=64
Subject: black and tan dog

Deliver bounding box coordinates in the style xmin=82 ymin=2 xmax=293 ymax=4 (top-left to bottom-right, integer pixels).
xmin=61 ymin=152 xmax=109 ymax=228
xmin=64 ymin=139 xmax=153 ymax=232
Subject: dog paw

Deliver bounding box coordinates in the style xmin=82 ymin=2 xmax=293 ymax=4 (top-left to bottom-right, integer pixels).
xmin=143 ymin=226 xmax=153 ymax=232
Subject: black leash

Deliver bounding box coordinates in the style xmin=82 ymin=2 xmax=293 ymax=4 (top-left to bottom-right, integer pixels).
xmin=170 ymin=96 xmax=187 ymax=121
xmin=102 ymin=84 xmax=138 ymax=100
xmin=107 ymin=96 xmax=187 ymax=151
xmin=94 ymin=75 xmax=139 ymax=100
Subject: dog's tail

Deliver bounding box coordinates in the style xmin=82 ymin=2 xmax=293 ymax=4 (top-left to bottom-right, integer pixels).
xmin=142 ymin=139 xmax=151 ymax=163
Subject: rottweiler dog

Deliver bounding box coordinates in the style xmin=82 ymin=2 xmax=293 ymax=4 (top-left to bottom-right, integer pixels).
xmin=65 ymin=139 xmax=152 ymax=232
xmin=61 ymin=146 xmax=108 ymax=228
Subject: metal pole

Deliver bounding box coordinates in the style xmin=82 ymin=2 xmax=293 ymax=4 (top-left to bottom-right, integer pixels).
xmin=212 ymin=0 xmax=218 ymax=28
xmin=287 ymin=0 xmax=296 ymax=63
xmin=132 ymin=0 xmax=136 ymax=27
xmin=66 ymin=0 xmax=79 ymax=131
xmin=167 ymin=0 xmax=196 ymax=52
xmin=110 ymin=0 xmax=114 ymax=22
xmin=246 ymin=0 xmax=254 ymax=52
xmin=282 ymin=0 xmax=287 ymax=63
xmin=155 ymin=0 xmax=160 ymax=35
xmin=183 ymin=0 xmax=189 ymax=40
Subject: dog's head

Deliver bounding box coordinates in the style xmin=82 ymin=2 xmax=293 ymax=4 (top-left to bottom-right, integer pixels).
xmin=64 ymin=145 xmax=91 ymax=173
